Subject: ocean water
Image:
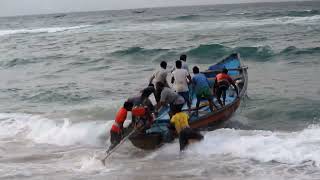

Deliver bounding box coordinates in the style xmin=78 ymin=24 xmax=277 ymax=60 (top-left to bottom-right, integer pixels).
xmin=0 ymin=1 xmax=320 ymax=179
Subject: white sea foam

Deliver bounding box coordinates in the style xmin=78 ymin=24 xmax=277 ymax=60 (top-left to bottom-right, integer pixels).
xmin=2 ymin=112 xmax=320 ymax=166
xmin=0 ymin=113 xmax=111 ymax=146
xmin=78 ymin=155 xmax=109 ymax=172
xmin=106 ymin=15 xmax=320 ymax=32
xmin=185 ymin=127 xmax=320 ymax=165
xmin=0 ymin=25 xmax=92 ymax=36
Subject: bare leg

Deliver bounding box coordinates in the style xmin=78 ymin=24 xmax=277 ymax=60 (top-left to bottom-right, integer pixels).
xmin=195 ymin=98 xmax=200 ymax=116
xmin=217 ymin=96 xmax=223 ymax=107
xmin=187 ymin=100 xmax=191 ymax=111
xmin=222 ymin=90 xmax=226 ymax=106
xmin=216 ymin=88 xmax=223 ymax=107
xmin=208 ymin=99 xmax=217 ymax=111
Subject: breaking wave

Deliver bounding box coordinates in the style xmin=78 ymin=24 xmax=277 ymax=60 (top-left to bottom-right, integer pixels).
xmin=280 ymin=46 xmax=320 ymax=55
xmin=3 ymin=111 xmax=320 ymax=166
xmin=0 ymin=25 xmax=92 ymax=36
xmin=186 ymin=127 xmax=320 ymax=165
xmin=0 ymin=113 xmax=110 ymax=146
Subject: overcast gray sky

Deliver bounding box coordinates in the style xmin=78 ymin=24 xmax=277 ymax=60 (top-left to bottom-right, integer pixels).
xmin=0 ymin=0 xmax=304 ymax=17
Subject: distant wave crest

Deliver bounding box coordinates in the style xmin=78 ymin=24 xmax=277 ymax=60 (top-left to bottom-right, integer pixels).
xmin=0 ymin=25 xmax=92 ymax=36
xmin=110 ymin=44 xmax=320 ymax=63
xmin=260 ymin=9 xmax=320 ymax=18
xmin=286 ymin=9 xmax=320 ymax=17
xmin=111 ymin=47 xmax=172 ymax=61
xmin=170 ymin=14 xmax=201 ymax=21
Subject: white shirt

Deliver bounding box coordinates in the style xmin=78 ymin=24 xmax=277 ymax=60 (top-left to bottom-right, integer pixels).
xmin=172 ymin=68 xmax=189 ymax=92
xmin=160 ymin=87 xmax=185 ymax=105
xmin=181 ymin=61 xmax=189 ymax=73
xmin=150 ymin=68 xmax=169 ymax=87
xmin=171 ymin=61 xmax=189 ymax=73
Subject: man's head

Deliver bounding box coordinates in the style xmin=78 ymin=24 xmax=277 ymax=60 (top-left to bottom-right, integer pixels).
xmin=180 ymin=54 xmax=187 ymax=62
xmin=175 ymin=60 xmax=182 ymax=69
xmin=160 ymin=61 xmax=167 ymax=69
xmin=156 ymin=81 xmax=165 ymax=91
xmin=222 ymin=68 xmax=228 ymax=74
xmin=123 ymin=101 xmax=133 ymax=111
xmin=193 ymin=66 xmax=200 ymax=74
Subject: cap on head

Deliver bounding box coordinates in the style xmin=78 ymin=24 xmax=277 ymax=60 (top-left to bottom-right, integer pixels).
xmin=193 ymin=66 xmax=200 ymax=74
xmin=180 ymin=54 xmax=187 ymax=61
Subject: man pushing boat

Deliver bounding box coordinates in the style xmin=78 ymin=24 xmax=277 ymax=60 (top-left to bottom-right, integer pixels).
xmin=155 ymin=81 xmax=185 ymax=117
xmin=107 ymin=86 xmax=156 ymax=152
xmin=170 ymin=103 xmax=203 ymax=151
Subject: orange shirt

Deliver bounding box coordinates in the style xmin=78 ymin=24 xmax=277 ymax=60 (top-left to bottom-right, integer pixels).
xmin=111 ymin=107 xmax=128 ymax=133
xmin=216 ymin=73 xmax=233 ymax=86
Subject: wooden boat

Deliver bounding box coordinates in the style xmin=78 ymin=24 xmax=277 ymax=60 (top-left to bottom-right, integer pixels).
xmin=129 ymin=53 xmax=248 ymax=150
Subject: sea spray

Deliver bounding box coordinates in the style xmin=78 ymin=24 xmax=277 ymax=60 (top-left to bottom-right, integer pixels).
xmin=0 ymin=113 xmax=110 ymax=146
xmin=185 ymin=127 xmax=320 ymax=166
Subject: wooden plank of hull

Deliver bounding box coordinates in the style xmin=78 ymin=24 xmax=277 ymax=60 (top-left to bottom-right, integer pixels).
xmin=190 ymin=99 xmax=240 ymax=130
xmin=129 ymin=132 xmax=162 ymax=150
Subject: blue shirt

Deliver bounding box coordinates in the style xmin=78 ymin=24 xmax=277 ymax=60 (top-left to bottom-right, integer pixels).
xmin=192 ymin=73 xmax=210 ymax=93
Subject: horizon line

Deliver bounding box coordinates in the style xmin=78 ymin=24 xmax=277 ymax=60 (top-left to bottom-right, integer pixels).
xmin=0 ymin=0 xmax=314 ymax=18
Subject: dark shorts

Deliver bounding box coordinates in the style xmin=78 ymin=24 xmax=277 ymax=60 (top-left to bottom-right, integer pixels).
xmin=178 ymin=91 xmax=190 ymax=105
xmin=196 ymin=86 xmax=213 ymax=100
xmin=170 ymin=103 xmax=184 ymax=115
xmin=179 ymin=128 xmax=203 ymax=151
xmin=155 ymin=88 xmax=162 ymax=103
xmin=108 ymin=130 xmax=122 ymax=152
xmin=216 ymin=85 xmax=229 ymax=99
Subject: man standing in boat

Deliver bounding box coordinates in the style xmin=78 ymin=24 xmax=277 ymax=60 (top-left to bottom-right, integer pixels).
xmin=126 ymin=86 xmax=156 ymax=129
xmin=171 ymin=60 xmax=192 ymax=111
xmin=149 ymin=61 xmax=170 ymax=103
xmin=214 ymin=68 xmax=239 ymax=107
xmin=155 ymin=81 xmax=185 ymax=117
xmin=179 ymin=54 xmax=189 ymax=73
xmin=192 ymin=66 xmax=217 ymax=115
